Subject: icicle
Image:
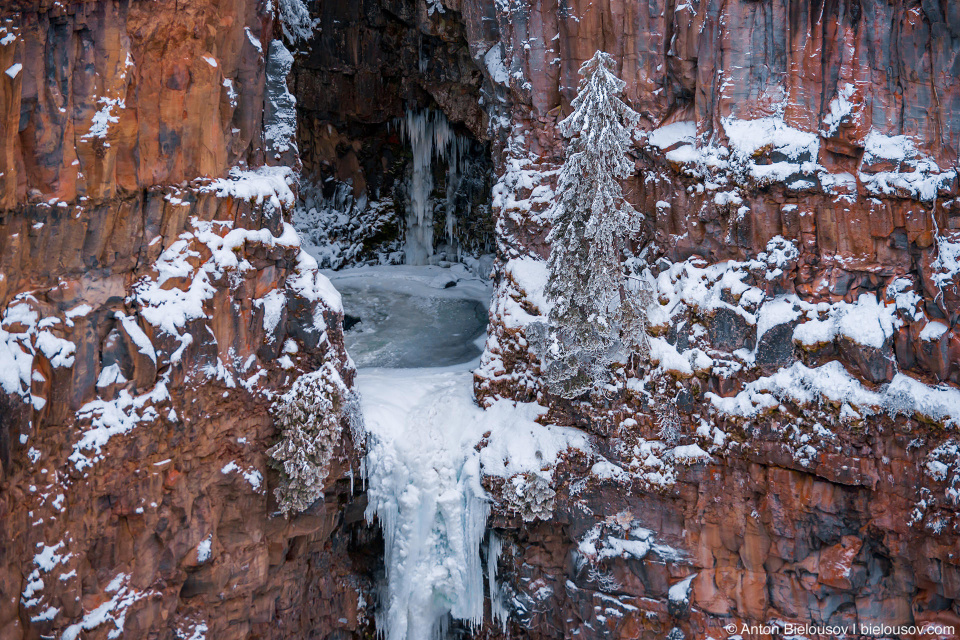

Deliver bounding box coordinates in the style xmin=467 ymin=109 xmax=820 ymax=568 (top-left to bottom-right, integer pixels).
xmin=445 ymin=160 xmax=458 ymax=247
xmin=395 ymin=109 xmax=469 ymax=265
xmin=486 ymin=531 xmax=508 ymax=631
xmin=444 ymin=135 xmax=467 ymax=248
xmin=418 ymin=36 xmax=428 ymax=75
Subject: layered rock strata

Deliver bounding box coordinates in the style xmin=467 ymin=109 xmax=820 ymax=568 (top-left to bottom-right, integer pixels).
xmin=471 ymin=1 xmax=960 ymax=639
xmin=0 ymin=2 xmax=370 ymax=639
xmin=3 ymin=0 xmax=960 ymax=639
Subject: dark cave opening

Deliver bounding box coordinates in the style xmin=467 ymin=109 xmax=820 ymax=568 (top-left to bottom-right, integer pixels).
xmin=290 ymin=0 xmax=497 ymax=269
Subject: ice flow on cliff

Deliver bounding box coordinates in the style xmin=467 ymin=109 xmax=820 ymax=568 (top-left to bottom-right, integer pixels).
xmin=360 ymin=365 xmax=491 ymax=640
xmin=334 ymin=267 xmax=584 ymax=640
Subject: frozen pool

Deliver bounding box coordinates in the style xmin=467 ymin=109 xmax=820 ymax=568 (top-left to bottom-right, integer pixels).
xmin=337 ymin=280 xmax=488 ymax=368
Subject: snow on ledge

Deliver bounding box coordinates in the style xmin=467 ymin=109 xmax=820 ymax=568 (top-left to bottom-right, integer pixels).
xmin=857 ymin=130 xmax=955 ymax=202
xmin=646 ymin=120 xmax=695 ymax=150
xmin=70 ymin=382 xmax=171 ymax=471
xmin=61 ymin=573 xmax=154 ymax=640
xmin=722 ymin=115 xmax=820 ymax=162
xmin=707 ymin=360 xmax=960 ymax=429
xmin=199 ymin=165 xmax=297 ymax=210
xmin=221 ymin=460 xmax=264 ymax=492
xmin=505 ymin=257 xmax=550 ymax=315
xmin=642 ymin=117 xmax=955 ymax=202
xmin=920 ymin=321 xmax=949 ymax=342
xmin=932 ymin=231 xmax=960 ymax=290
xmin=0 ymin=296 xmax=78 ymax=401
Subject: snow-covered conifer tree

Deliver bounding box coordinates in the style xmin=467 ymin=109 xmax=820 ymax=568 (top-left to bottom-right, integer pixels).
xmin=544 ymin=50 xmax=646 ymax=398
xmin=275 ymin=0 xmax=317 ymax=44
xmin=268 ymin=363 xmax=362 ymax=515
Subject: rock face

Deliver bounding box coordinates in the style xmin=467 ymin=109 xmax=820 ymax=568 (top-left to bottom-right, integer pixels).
xmin=290 ymin=0 xmax=499 ymax=270
xmin=0 ymin=0 xmax=279 ymax=211
xmin=465 ymin=1 xmax=960 ymax=638
xmin=0 ymin=2 xmax=371 ymax=639
xmin=293 ymin=0 xmax=490 ymax=192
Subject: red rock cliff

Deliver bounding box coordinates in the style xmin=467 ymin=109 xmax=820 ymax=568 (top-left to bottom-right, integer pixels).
xmin=469 ymin=1 xmax=960 ymax=639
xmin=0 ymin=2 xmax=369 ymax=639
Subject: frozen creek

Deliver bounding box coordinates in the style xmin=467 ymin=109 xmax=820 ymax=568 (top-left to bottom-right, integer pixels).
xmin=338 ymin=281 xmax=487 ymax=368
xmin=327 ymin=266 xmax=586 ymax=640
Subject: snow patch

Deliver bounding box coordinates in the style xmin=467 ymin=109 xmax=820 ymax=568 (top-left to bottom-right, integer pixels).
xmin=646 ymin=121 xmax=695 ymax=150
xmin=668 ymin=574 xmax=696 ymax=605
xmin=707 ymin=360 xmax=960 ymax=428
xmin=71 ymin=381 xmax=171 ymax=470
xmin=920 ymin=321 xmax=948 ymax=342
xmin=484 ymin=45 xmax=509 ymax=85
xmin=81 ymin=97 xmax=125 ymax=141
xmin=196 ymin=536 xmax=212 ymax=563
xmin=61 ymin=574 xmax=153 ymax=640
xmin=199 ymin=166 xmax=296 ymax=210
xmin=858 ymin=130 xmax=955 ymax=202
xmin=221 ymin=461 xmax=264 ymax=492
xmin=836 ymin=293 xmax=899 ymax=349
xmin=254 ymin=289 xmax=286 ymax=335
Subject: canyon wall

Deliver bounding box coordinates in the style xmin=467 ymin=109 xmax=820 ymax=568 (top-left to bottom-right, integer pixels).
xmin=469 ymin=1 xmax=960 ymax=639
xmin=0 ymin=2 xmax=369 ymax=639
xmin=291 ymin=0 xmax=498 ymax=267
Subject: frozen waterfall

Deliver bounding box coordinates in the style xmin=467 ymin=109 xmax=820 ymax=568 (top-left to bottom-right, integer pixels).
xmin=341 ymin=268 xmax=492 ymax=639
xmin=395 ymin=110 xmax=468 ymax=265
xmin=361 ymin=369 xmax=490 ymax=640
xmin=334 ymin=267 xmax=581 ymax=640
xmin=358 ymin=357 xmax=569 ymax=640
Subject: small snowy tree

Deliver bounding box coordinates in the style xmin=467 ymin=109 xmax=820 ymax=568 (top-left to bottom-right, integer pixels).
xmin=654 ymin=402 xmax=681 ymax=444
xmin=275 ymin=0 xmax=317 ymax=44
xmin=544 ymin=50 xmax=646 ymax=398
xmin=268 ymin=363 xmax=361 ymax=516
xmin=502 ymin=472 xmax=556 ymax=522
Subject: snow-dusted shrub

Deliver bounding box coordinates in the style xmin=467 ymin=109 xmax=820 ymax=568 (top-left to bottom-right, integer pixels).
xmin=543 ymin=50 xmax=647 ymax=398
xmin=585 ymin=565 xmax=621 ymax=592
xmin=931 ymin=231 xmax=960 ymax=294
xmin=501 ymin=472 xmax=556 ymax=522
xmin=267 ymin=363 xmax=359 ymax=515
xmin=275 ymin=0 xmax=317 ymax=44
xmin=925 ymin=441 xmax=960 ymax=505
xmin=654 ymin=402 xmax=681 ymax=444
xmin=294 ymin=182 xmax=402 ymax=269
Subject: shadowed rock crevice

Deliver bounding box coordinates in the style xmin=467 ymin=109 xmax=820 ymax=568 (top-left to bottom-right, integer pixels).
xmin=291 ymin=0 xmax=496 ymax=266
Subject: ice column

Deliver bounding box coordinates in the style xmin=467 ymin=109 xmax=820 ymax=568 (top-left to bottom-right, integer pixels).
xmin=363 ymin=387 xmax=490 ymax=640
xmin=395 ymin=110 xmax=467 ymax=265
xmin=445 ymin=135 xmax=467 ymax=251
xmin=486 ymin=531 xmax=508 ymax=631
